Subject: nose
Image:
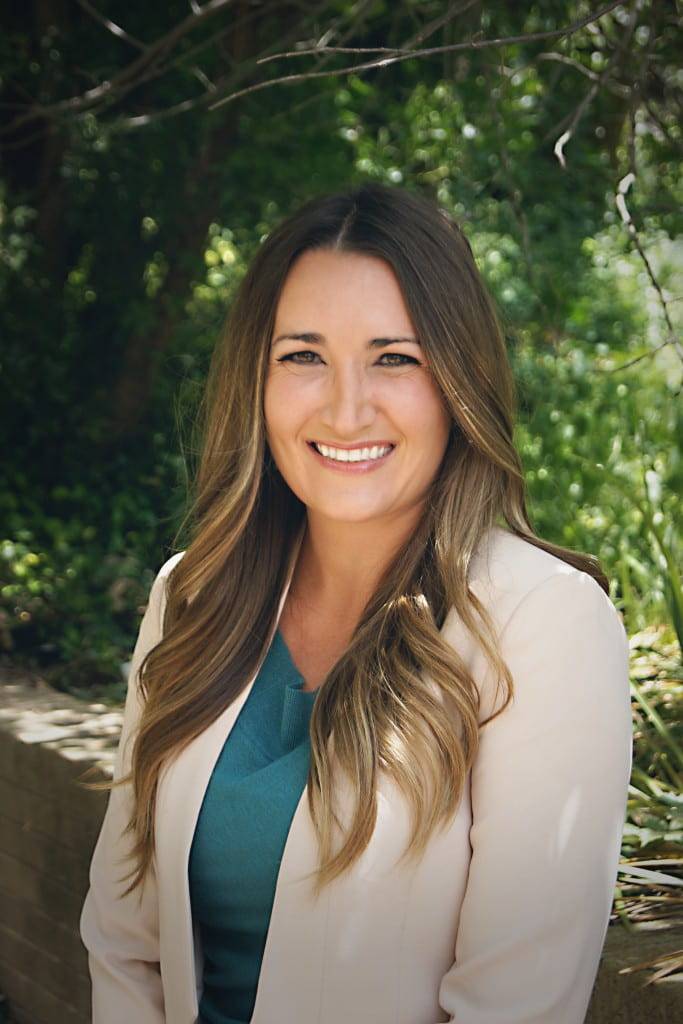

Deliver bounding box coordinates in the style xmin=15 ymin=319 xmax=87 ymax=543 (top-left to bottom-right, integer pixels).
xmin=319 ymin=361 xmax=376 ymax=437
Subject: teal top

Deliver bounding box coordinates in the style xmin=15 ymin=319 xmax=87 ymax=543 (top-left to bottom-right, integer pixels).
xmin=188 ymin=627 xmax=318 ymax=1024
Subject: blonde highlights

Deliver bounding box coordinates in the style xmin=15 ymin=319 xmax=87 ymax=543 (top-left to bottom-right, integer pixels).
xmin=82 ymin=183 xmax=608 ymax=902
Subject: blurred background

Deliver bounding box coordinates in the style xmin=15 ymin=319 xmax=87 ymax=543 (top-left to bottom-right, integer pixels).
xmin=0 ymin=1 xmax=681 ymax=1006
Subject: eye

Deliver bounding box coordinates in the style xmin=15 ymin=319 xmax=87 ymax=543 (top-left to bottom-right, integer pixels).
xmin=378 ymin=353 xmax=420 ymax=367
xmin=277 ymin=351 xmax=421 ymax=367
xmin=277 ymin=350 xmax=322 ymax=365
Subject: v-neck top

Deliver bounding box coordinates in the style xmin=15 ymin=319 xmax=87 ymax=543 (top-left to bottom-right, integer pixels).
xmin=188 ymin=627 xmax=318 ymax=1024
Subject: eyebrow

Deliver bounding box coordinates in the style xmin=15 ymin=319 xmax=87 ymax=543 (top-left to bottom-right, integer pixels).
xmin=271 ymin=331 xmax=421 ymax=348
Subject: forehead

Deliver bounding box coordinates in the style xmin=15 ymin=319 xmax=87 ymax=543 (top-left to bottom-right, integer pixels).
xmin=274 ymin=249 xmax=414 ymax=331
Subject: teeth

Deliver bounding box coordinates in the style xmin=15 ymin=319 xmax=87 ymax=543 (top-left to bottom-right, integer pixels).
xmin=314 ymin=443 xmax=393 ymax=462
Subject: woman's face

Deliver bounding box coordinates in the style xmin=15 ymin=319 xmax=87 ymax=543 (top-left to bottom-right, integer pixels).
xmin=264 ymin=248 xmax=452 ymax=527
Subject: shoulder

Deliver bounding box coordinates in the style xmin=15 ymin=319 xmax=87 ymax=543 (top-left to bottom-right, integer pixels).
xmin=157 ymin=550 xmax=186 ymax=579
xmin=147 ymin=550 xmax=186 ymax=619
xmin=463 ymin=527 xmax=630 ymax=725
xmin=468 ymin=525 xmax=622 ymax=635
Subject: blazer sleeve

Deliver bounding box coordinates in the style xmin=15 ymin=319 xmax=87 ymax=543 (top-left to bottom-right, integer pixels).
xmin=80 ymin=555 xmax=179 ymax=1024
xmin=438 ymin=570 xmax=633 ymax=1024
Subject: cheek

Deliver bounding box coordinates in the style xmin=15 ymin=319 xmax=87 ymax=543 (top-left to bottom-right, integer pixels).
xmin=264 ymin=374 xmax=292 ymax=425
xmin=264 ymin=372 xmax=314 ymax=442
xmin=384 ymin=377 xmax=450 ymax=441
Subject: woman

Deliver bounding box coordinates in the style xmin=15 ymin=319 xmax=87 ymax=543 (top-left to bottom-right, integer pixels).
xmin=79 ymin=182 xmax=633 ymax=1024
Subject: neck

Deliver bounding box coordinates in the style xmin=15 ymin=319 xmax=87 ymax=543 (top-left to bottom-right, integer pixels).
xmin=290 ymin=506 xmax=424 ymax=621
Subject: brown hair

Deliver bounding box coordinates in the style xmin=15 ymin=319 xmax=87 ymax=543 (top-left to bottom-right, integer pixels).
xmin=83 ymin=182 xmax=607 ymax=902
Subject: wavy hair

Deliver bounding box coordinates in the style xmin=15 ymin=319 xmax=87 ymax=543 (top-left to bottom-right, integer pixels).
xmin=83 ymin=182 xmax=608 ymax=902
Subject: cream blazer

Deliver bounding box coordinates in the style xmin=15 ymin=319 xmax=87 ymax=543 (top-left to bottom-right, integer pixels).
xmin=79 ymin=524 xmax=633 ymax=1024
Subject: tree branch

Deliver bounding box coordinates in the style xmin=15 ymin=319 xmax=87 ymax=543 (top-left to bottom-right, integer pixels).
xmin=1 ymin=0 xmax=624 ymax=134
xmin=137 ymin=0 xmax=628 ymax=126
xmin=254 ymin=0 xmax=623 ymax=71
xmin=615 ymin=172 xmax=683 ymax=371
xmin=73 ymin=0 xmax=146 ymax=51
xmin=553 ymin=1 xmax=638 ymax=168
xmin=1 ymin=0 xmax=239 ymax=134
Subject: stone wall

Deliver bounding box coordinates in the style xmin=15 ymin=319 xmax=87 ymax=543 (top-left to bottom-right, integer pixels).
xmin=0 ymin=673 xmax=120 ymax=1024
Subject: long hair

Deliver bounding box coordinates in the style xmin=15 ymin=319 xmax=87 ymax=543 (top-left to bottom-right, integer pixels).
xmin=84 ymin=182 xmax=608 ymax=902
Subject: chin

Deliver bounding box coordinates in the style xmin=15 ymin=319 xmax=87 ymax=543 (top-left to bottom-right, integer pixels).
xmin=309 ymin=503 xmax=394 ymax=523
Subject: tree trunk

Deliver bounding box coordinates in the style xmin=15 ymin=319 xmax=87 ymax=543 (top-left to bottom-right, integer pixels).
xmin=106 ymin=2 xmax=259 ymax=440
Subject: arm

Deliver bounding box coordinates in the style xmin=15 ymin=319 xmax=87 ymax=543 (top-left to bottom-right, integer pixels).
xmin=438 ymin=571 xmax=633 ymax=1023
xmin=80 ymin=555 xmax=181 ymax=1024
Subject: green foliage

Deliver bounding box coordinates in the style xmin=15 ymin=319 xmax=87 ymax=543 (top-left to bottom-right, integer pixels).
xmin=1 ymin=0 xmax=680 ymax=712
xmin=0 ymin=436 xmax=186 ymax=699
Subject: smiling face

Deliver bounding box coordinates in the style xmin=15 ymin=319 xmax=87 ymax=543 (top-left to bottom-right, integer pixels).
xmin=264 ymin=248 xmax=452 ymax=530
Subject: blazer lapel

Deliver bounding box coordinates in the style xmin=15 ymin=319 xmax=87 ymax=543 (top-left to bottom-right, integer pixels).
xmin=154 ymin=522 xmax=307 ymax=1023
xmin=249 ymin=780 xmax=333 ymax=1022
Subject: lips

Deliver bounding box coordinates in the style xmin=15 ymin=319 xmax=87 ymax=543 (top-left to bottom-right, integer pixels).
xmin=307 ymin=441 xmax=396 ymax=450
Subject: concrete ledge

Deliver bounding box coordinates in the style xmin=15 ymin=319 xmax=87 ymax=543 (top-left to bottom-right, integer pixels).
xmin=0 ymin=674 xmax=681 ymax=1023
xmin=586 ymin=919 xmax=683 ymax=1023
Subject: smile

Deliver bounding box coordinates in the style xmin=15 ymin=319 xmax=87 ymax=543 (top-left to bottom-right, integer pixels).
xmin=306 ymin=441 xmax=396 ymax=472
